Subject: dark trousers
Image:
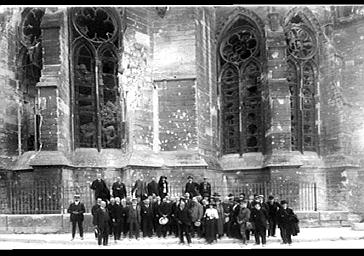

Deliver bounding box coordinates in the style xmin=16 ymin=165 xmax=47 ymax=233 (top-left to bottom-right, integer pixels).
xmin=224 ymin=220 xmax=231 ymax=237
xmin=268 ymin=218 xmax=277 ymax=236
xmin=178 ymin=223 xmax=192 ymax=244
xmin=161 ymin=223 xmax=169 ymax=237
xmin=280 ymin=227 xmax=292 ymax=244
xmin=142 ymin=218 xmax=154 ymax=237
xmin=254 ymin=228 xmax=266 ymax=245
xmin=122 ymin=218 xmax=128 ymax=237
xmin=113 ymin=219 xmax=122 ymax=240
xmin=129 ymin=221 xmax=140 ymax=239
xmin=191 ymin=223 xmax=202 ymax=238
xmin=155 ymin=222 xmax=162 ymax=238
xmin=71 ymin=220 xmax=83 ymax=238
xmin=98 ymin=226 xmax=109 ymax=246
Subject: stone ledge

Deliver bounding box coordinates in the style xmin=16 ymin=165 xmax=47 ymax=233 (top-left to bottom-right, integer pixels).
xmin=351 ymin=222 xmax=364 ymax=230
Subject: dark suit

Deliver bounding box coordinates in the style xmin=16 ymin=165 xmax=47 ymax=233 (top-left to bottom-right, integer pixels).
xmin=93 ymin=207 xmax=111 ymax=245
xmin=266 ymin=201 xmax=280 ymax=237
xmin=110 ymin=203 xmax=123 ymax=240
xmin=90 ymin=179 xmax=110 ymax=201
xmin=147 ymin=180 xmax=159 ymax=197
xmin=185 ymin=181 xmax=199 ymax=198
xmin=199 ymin=182 xmax=211 ymax=198
xmin=127 ymin=205 xmax=141 ymax=239
xmin=131 ymin=180 xmax=148 ymax=199
xmin=141 ymin=203 xmax=154 ymax=237
xmin=67 ymin=202 xmax=86 ymax=239
xmin=176 ymin=204 xmax=192 ymax=244
xmin=158 ymin=201 xmax=172 ymax=237
xmin=112 ymin=181 xmax=127 ymax=199
xmin=153 ymin=201 xmax=162 ymax=237
xmin=250 ymin=208 xmax=268 ymax=245
xmin=277 ymin=207 xmax=297 ymax=244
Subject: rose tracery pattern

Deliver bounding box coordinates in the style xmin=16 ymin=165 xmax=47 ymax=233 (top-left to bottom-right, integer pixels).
xmin=21 ymin=8 xmax=45 ymax=47
xmin=73 ymin=7 xmax=117 ymax=43
xmin=286 ymin=25 xmax=317 ymax=60
xmin=220 ymin=27 xmax=259 ymax=65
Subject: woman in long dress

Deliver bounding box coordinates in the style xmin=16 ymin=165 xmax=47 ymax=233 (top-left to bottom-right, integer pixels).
xmin=203 ymin=202 xmax=219 ymax=244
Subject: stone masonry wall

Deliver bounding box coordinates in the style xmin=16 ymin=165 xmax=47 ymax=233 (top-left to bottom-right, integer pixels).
xmin=0 ymin=8 xmax=21 ymax=169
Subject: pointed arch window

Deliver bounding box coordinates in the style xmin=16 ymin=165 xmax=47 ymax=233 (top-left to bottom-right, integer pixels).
xmin=18 ymin=8 xmax=45 ymax=152
xmin=70 ymin=7 xmax=124 ymax=150
xmin=219 ymin=21 xmax=264 ymax=154
xmin=285 ymin=15 xmax=318 ymax=152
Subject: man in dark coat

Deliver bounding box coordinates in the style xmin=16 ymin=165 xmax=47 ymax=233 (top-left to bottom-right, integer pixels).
xmin=250 ymin=201 xmax=269 ymax=246
xmin=131 ymin=174 xmax=148 ymax=200
xmin=158 ymin=196 xmax=172 ymax=238
xmin=90 ymin=173 xmax=110 ymax=202
xmin=91 ymin=198 xmax=102 ymax=239
xmin=176 ymin=199 xmax=193 ymax=245
xmin=277 ymin=200 xmax=299 ymax=245
xmin=199 ymin=177 xmax=211 ymax=199
xmin=184 ymin=176 xmax=199 ymax=199
xmin=266 ymin=195 xmax=280 ymax=237
xmin=153 ymin=196 xmax=163 ymax=238
xmin=127 ymin=198 xmax=141 ymax=239
xmin=141 ymin=198 xmax=154 ymax=237
xmin=67 ymin=194 xmax=86 ymax=241
xmin=120 ymin=198 xmax=129 ymax=238
xmin=93 ymin=201 xmax=111 ymax=246
xmin=110 ymin=197 xmax=123 ymax=241
xmin=147 ymin=176 xmax=159 ymax=197
xmin=112 ymin=176 xmax=127 ymax=199
xmin=222 ymin=196 xmax=233 ymax=238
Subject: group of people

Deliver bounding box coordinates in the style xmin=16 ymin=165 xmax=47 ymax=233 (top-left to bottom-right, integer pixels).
xmin=67 ymin=174 xmax=300 ymax=247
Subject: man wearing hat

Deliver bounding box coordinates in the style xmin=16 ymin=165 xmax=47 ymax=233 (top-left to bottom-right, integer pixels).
xmin=90 ymin=173 xmax=110 ymax=202
xmin=131 ymin=174 xmax=148 ymax=200
xmin=67 ymin=194 xmax=86 ymax=241
xmin=190 ymin=197 xmax=204 ymax=238
xmin=266 ymin=195 xmax=280 ymax=237
xmin=176 ymin=198 xmax=193 ymax=245
xmin=147 ymin=176 xmax=159 ymax=197
xmin=199 ymin=177 xmax=211 ymax=199
xmin=185 ymin=176 xmax=200 ymax=199
xmin=250 ymin=201 xmax=269 ymax=246
xmin=277 ymin=200 xmax=299 ymax=245
xmin=127 ymin=198 xmax=141 ymax=239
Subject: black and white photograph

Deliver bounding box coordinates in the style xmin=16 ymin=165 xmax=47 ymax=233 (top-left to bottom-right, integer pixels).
xmin=1 ymin=4 xmax=364 ymax=250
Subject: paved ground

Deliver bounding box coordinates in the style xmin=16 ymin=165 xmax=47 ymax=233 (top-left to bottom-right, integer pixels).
xmin=1 ymin=227 xmax=364 ymax=249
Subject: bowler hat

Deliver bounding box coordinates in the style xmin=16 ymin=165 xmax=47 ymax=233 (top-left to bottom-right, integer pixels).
xmin=74 ymin=194 xmax=80 ymax=198
xmin=187 ymin=176 xmax=193 ymax=179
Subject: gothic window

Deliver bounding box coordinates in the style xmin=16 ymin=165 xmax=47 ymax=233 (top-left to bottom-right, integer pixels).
xmin=70 ymin=7 xmax=123 ymax=150
xmin=219 ymin=21 xmax=264 ymax=154
xmin=285 ymin=15 xmax=318 ymax=152
xmin=18 ymin=8 xmax=44 ymax=152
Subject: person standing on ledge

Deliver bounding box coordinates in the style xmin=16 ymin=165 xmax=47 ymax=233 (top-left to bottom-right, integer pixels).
xmin=112 ymin=176 xmax=127 ymax=199
xmin=185 ymin=176 xmax=199 ymax=199
xmin=90 ymin=173 xmax=110 ymax=202
xmin=67 ymin=194 xmax=86 ymax=241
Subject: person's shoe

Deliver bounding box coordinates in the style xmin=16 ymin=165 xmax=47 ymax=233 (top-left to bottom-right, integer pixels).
xmin=70 ymin=238 xmax=74 ymax=241
xmin=262 ymin=244 xmax=266 ymax=247
xmin=80 ymin=237 xmax=84 ymax=240
xmin=187 ymin=243 xmax=192 ymax=247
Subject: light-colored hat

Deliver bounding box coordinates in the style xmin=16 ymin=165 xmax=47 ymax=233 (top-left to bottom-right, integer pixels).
xmin=159 ymin=216 xmax=169 ymax=225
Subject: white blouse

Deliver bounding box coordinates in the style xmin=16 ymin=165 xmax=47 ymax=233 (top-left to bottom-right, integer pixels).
xmin=204 ymin=208 xmax=219 ymax=219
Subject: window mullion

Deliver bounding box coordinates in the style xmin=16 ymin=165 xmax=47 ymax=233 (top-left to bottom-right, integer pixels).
xmin=95 ymin=57 xmax=102 ymax=152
